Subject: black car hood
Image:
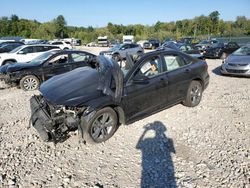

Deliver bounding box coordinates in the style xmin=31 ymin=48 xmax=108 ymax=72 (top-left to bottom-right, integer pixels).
xmin=226 ymin=55 xmax=250 ymax=65
xmin=40 ymin=67 xmax=102 ymax=106
xmin=6 ymin=62 xmax=36 ymax=72
xmin=40 ymin=56 xmax=124 ymax=107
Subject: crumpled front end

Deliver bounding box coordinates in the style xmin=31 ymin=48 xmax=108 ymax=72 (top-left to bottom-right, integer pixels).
xmin=30 ymin=95 xmax=84 ymax=142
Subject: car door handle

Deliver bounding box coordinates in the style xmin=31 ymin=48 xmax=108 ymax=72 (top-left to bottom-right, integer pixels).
xmin=160 ymin=78 xmax=168 ymax=85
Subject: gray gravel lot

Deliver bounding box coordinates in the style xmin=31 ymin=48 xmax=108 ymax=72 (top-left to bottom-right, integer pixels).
xmin=0 ymin=49 xmax=249 ymax=187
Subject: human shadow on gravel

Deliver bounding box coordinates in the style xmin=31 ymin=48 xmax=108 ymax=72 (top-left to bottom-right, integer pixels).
xmin=136 ymin=121 xmax=176 ymax=188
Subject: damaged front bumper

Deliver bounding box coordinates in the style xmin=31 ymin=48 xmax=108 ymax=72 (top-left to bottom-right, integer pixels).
xmin=30 ymin=95 xmax=83 ymax=142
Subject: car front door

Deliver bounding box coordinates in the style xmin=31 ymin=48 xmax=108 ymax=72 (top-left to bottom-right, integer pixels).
xmin=42 ymin=53 xmax=71 ymax=81
xmin=123 ymin=55 xmax=169 ymax=121
xmin=16 ymin=46 xmax=35 ymax=62
xmin=69 ymin=52 xmax=93 ymax=70
xmin=162 ymin=52 xmax=192 ymax=104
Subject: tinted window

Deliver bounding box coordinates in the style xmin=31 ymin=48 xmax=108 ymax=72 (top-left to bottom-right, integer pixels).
xmin=71 ymin=53 xmax=90 ymax=62
xmin=33 ymin=46 xmax=45 ymax=52
xmin=48 ymin=54 xmax=68 ymax=65
xmin=21 ymin=47 xmax=34 ymax=53
xmin=163 ymin=54 xmax=187 ymax=72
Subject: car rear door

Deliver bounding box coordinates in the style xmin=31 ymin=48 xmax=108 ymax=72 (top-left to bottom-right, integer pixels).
xmin=123 ymin=54 xmax=169 ymax=121
xmin=162 ymin=52 xmax=193 ymax=104
xmin=42 ymin=53 xmax=71 ymax=80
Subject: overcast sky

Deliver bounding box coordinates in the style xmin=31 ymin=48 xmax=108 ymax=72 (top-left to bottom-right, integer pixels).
xmin=1 ymin=0 xmax=250 ymax=27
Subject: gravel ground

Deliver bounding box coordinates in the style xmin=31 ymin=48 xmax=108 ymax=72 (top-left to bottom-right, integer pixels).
xmin=0 ymin=49 xmax=249 ymax=188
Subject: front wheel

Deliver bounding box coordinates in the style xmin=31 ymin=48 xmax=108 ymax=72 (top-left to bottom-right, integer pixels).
xmin=20 ymin=75 xmax=40 ymax=91
xmin=83 ymin=107 xmax=118 ymax=144
xmin=183 ymin=81 xmax=203 ymax=107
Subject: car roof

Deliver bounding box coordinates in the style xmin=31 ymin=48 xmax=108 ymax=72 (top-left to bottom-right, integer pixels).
xmin=21 ymin=44 xmax=60 ymax=47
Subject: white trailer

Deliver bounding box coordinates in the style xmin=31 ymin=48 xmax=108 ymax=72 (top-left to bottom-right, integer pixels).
xmin=123 ymin=35 xmax=134 ymax=44
xmin=98 ymin=36 xmax=109 ymax=47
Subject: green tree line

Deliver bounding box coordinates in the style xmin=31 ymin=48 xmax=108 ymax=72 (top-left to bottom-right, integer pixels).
xmin=1 ymin=11 xmax=250 ymax=43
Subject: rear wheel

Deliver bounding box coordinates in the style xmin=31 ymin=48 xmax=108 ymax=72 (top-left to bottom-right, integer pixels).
xmin=183 ymin=81 xmax=203 ymax=107
xmin=20 ymin=75 xmax=40 ymax=91
xmin=83 ymin=107 xmax=118 ymax=144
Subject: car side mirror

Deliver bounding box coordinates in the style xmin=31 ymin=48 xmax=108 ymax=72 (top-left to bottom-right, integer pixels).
xmin=18 ymin=51 xmax=26 ymax=54
xmin=132 ymin=74 xmax=149 ymax=84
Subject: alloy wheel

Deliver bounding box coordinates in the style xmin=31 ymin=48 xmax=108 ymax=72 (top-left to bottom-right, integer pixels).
xmin=23 ymin=77 xmax=39 ymax=91
xmin=91 ymin=113 xmax=115 ymax=142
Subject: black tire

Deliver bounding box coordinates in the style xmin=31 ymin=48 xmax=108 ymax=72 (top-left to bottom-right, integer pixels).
xmin=20 ymin=75 xmax=40 ymax=91
xmin=84 ymin=107 xmax=118 ymax=144
xmin=220 ymin=52 xmax=227 ymax=59
xmin=183 ymin=81 xmax=203 ymax=107
xmin=3 ymin=60 xmax=15 ymax=65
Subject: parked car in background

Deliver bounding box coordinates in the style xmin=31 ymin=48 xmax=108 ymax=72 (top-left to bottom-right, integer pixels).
xmin=123 ymin=35 xmax=134 ymax=44
xmin=144 ymin=39 xmax=161 ymax=49
xmin=162 ymin=41 xmax=204 ymax=59
xmin=0 ymin=42 xmax=24 ymax=53
xmin=50 ymin=41 xmax=72 ymax=50
xmin=195 ymin=40 xmax=218 ymax=52
xmin=100 ymin=43 xmax=144 ymax=61
xmin=0 ymin=50 xmax=96 ymax=90
xmin=220 ymin=44 xmax=250 ymax=77
xmin=137 ymin=40 xmax=148 ymax=48
xmin=0 ymin=44 xmax=60 ymax=66
xmin=87 ymin=42 xmax=98 ymax=47
xmin=203 ymin=42 xmax=240 ymax=59
xmin=29 ymin=48 xmax=209 ymax=143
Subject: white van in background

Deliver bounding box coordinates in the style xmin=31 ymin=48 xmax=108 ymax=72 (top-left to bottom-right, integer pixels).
xmin=123 ymin=35 xmax=134 ymax=44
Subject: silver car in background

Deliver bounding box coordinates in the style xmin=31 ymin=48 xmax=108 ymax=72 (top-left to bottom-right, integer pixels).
xmin=99 ymin=43 xmax=144 ymax=61
xmin=221 ymin=44 xmax=250 ymax=77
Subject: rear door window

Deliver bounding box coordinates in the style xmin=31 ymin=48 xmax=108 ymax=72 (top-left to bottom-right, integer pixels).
xmin=71 ymin=53 xmax=91 ymax=62
xmin=163 ymin=53 xmax=189 ymax=72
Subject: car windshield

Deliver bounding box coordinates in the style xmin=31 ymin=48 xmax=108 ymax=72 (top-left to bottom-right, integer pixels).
xmin=110 ymin=44 xmax=121 ymax=51
xmin=29 ymin=51 xmax=56 ymax=65
xmin=9 ymin=46 xmax=23 ymax=53
xmin=232 ymin=46 xmax=250 ymax=56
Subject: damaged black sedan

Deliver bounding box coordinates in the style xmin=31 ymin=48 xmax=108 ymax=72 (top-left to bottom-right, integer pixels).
xmin=30 ymin=48 xmax=209 ymax=144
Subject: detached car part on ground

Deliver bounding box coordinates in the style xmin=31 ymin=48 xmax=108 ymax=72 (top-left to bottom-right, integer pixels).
xmin=220 ymin=44 xmax=250 ymax=77
xmin=0 ymin=50 xmax=96 ymax=91
xmin=30 ymin=49 xmax=209 ymax=144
